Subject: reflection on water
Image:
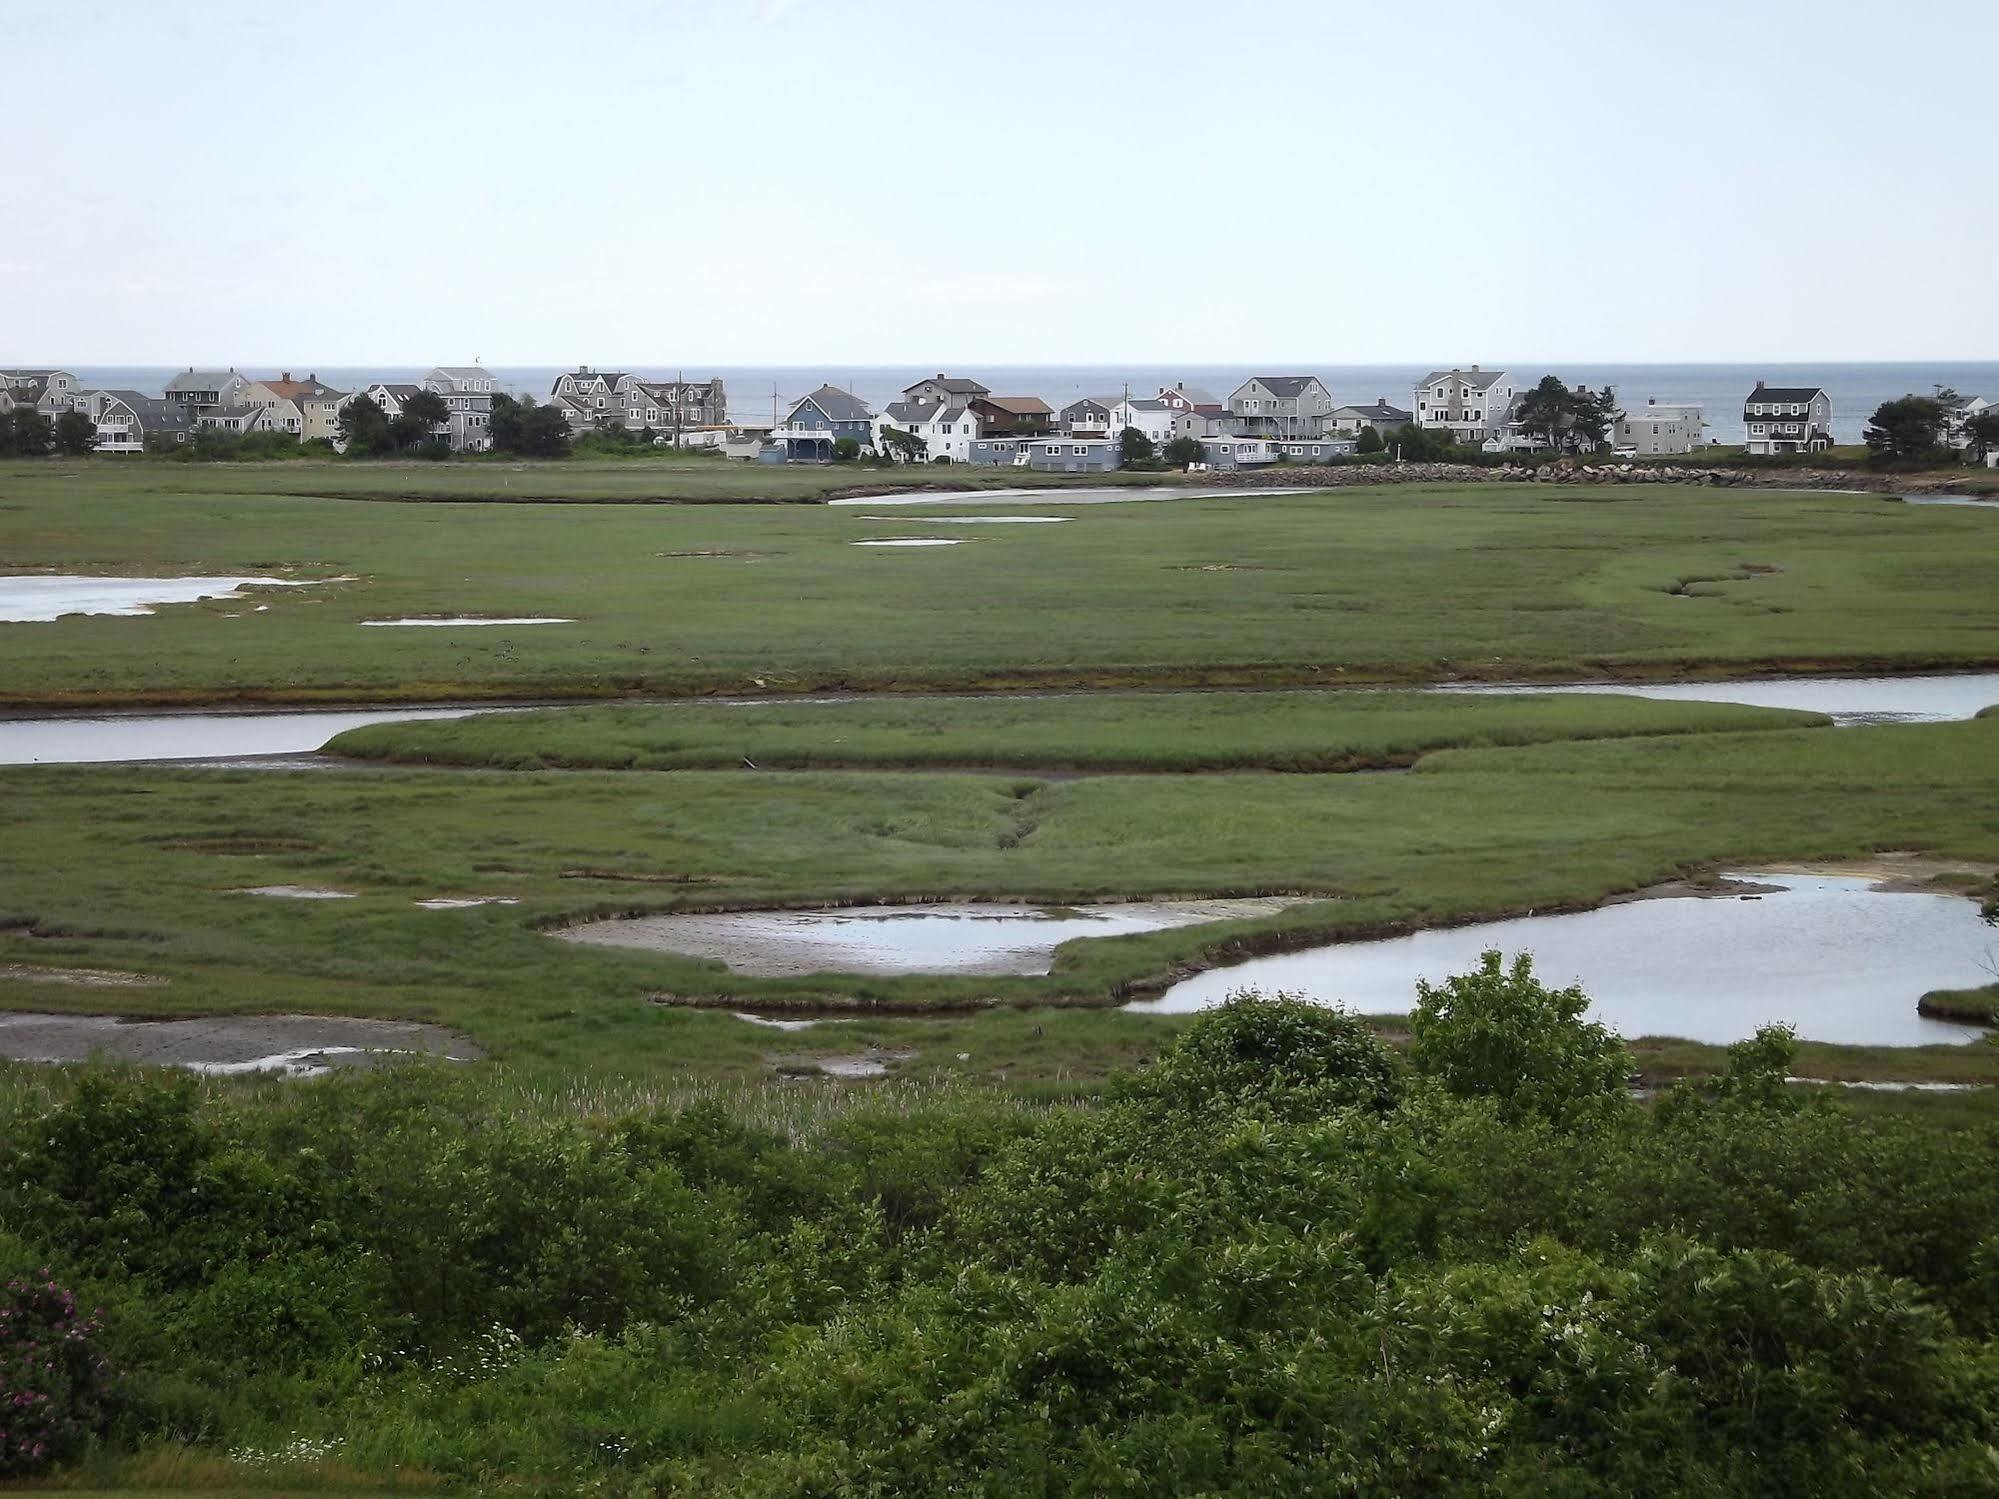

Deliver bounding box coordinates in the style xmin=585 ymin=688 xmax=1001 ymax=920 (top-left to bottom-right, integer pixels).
xmin=0 ymin=705 xmax=503 ymax=765
xmin=0 ymin=574 xmax=318 ymax=622
xmin=1128 ymin=873 xmax=1993 ymax=1046
xmin=1433 ymin=674 xmax=1999 ymax=725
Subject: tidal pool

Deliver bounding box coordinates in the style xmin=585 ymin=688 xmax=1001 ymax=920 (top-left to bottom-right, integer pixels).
xmin=0 ymin=574 xmax=319 ymax=622
xmin=1900 ymin=494 xmax=1999 ymax=508
xmin=1433 ymin=673 xmax=1999 ymax=725
xmin=848 ymin=514 xmax=1071 ymax=524
xmin=0 ymin=1011 xmax=479 ymax=1077
xmin=849 ymin=538 xmax=965 ymax=548
xmin=1128 ymin=873 xmax=1993 ymax=1046
xmin=558 ymin=896 xmax=1305 ymax=978
xmin=0 ymin=705 xmax=506 ymax=766
xmin=831 ymin=487 xmax=1313 ymax=507
xmin=359 ymin=616 xmax=574 ymax=627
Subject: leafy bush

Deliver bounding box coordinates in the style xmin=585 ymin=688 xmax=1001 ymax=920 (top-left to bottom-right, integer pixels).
xmin=1409 ymin=948 xmax=1631 ymax=1126
xmin=0 ymin=1272 xmax=113 ymax=1477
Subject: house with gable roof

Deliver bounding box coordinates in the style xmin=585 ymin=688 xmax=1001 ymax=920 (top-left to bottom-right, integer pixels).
xmin=772 ymin=383 xmax=875 ymax=460
xmin=901 ymin=373 xmax=990 ymax=406
xmin=1225 ymin=375 xmax=1335 ymax=438
xmin=164 ymin=368 xmax=252 ymax=415
xmin=87 ymin=390 xmax=192 ymax=451
xmin=422 ymin=365 xmax=498 ymax=452
xmin=241 ymin=372 xmax=348 ymax=443
xmin=0 ymin=369 xmax=89 ymax=419
xmin=1741 ymin=381 xmax=1831 ymax=455
xmin=1411 ymin=367 xmax=1516 ymax=447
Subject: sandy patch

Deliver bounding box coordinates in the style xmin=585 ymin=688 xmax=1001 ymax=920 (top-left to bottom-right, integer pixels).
xmin=0 ymin=963 xmax=168 ymax=989
xmin=772 ymin=1046 xmax=916 ymax=1079
xmin=0 ymin=1011 xmax=480 ymax=1077
xmin=415 ymin=896 xmax=522 ymax=910
xmin=235 ymin=884 xmax=356 ymax=900
xmin=1752 ymin=855 xmax=1998 ymax=894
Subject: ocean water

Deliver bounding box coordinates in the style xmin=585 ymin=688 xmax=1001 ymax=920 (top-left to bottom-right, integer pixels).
xmin=61 ymin=363 xmax=1999 ymax=445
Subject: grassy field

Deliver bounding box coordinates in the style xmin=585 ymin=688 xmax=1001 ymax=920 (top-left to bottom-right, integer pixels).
xmin=2 ymin=716 xmax=1994 ymax=1087
xmin=325 ymin=689 xmax=1822 ymax=772
xmin=2 ymin=467 xmax=1998 ymax=705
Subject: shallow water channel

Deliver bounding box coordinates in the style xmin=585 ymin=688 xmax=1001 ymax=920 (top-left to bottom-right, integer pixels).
xmin=1432 ymin=673 xmax=1999 ymax=725
xmin=0 ymin=705 xmax=503 ymax=766
xmin=1127 ymin=873 xmax=1994 ymax=1046
xmin=829 ymin=486 xmax=1314 ymax=507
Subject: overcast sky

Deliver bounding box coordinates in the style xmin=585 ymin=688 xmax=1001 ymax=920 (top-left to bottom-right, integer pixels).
xmin=6 ymin=1 xmax=1994 ymax=366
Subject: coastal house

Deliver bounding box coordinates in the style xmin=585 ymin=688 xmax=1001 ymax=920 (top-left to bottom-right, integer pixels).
xmin=969 ymin=394 xmax=1054 ymax=438
xmin=874 ymin=397 xmax=978 ymax=463
xmin=772 ymin=384 xmax=874 ymax=460
xmin=1169 ymin=402 xmax=1232 ymax=443
xmin=1411 ymin=367 xmax=1516 ymax=446
xmin=901 ymin=373 xmax=990 ymax=407
xmin=613 ymin=375 xmax=726 ymax=435
xmin=550 ymin=368 xmax=630 ymax=423
xmin=1059 ymin=397 xmax=1116 ymax=437
xmin=1226 ymin=376 xmax=1335 ymax=439
xmin=164 ymin=368 xmax=251 ymax=413
xmin=968 ymin=438 xmax=1032 ymax=466
xmin=422 ymin=366 xmax=498 ymax=452
xmin=1023 ymin=437 xmax=1119 ymax=473
xmin=1198 ymin=436 xmax=1279 ymax=470
xmin=240 ymin=373 xmax=349 ymax=443
xmin=361 ymin=382 xmax=425 ymax=419
xmin=1274 ymin=437 xmax=1359 ymax=464
xmin=1155 ymin=382 xmax=1220 ymax=414
xmin=0 ymin=369 xmax=89 ymax=418
xmin=1106 ymin=397 xmax=1177 ymax=449
xmin=1615 ymin=399 xmax=1706 ymax=455
xmin=1741 ymin=381 xmax=1831 ymax=455
xmin=87 ymin=389 xmax=191 ymax=451
xmin=1328 ymin=398 xmax=1411 ymax=436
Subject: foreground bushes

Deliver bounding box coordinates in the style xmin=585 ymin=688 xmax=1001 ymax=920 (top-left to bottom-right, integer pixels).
xmin=2 ymin=957 xmax=1997 ymax=1493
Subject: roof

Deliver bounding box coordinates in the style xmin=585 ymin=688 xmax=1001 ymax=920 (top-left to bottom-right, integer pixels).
xmin=428 ymin=366 xmax=493 ymax=380
xmin=371 ymin=383 xmax=424 ymax=400
xmin=1120 ymin=398 xmax=1171 ymax=413
xmin=1745 ymin=386 xmax=1826 ymax=403
xmin=1336 ymin=401 xmax=1412 ymax=422
xmin=100 ymin=389 xmax=191 ymax=428
xmin=882 ymin=399 xmax=940 ymax=424
xmin=1418 ymin=369 xmax=1507 ymax=390
xmin=983 ymin=395 xmax=1053 ymax=416
xmin=792 ymin=384 xmax=873 ymax=422
xmin=1246 ymin=375 xmax=1325 ymax=397
xmin=258 ymin=376 xmax=344 ymax=401
xmin=904 ymin=374 xmax=990 ymax=396
xmin=1060 ymin=396 xmax=1113 ymax=414
xmin=1160 ymin=385 xmax=1219 ymax=404
xmin=165 ymin=369 xmax=241 ymax=391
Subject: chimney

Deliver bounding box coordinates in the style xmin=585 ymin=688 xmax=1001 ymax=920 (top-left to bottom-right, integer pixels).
xmin=1648 ymin=397 xmax=1656 ymax=406
xmin=1754 ymin=380 xmax=1766 ymax=392
xmin=281 ymin=371 xmax=291 ymax=382
xmin=1471 ymin=364 xmax=1480 ymax=371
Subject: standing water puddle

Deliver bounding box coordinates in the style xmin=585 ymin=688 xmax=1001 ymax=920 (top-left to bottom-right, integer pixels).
xmin=557 ymin=897 xmax=1305 ymax=977
xmin=0 ymin=705 xmax=510 ymax=765
xmin=0 ymin=575 xmax=328 ymax=622
xmin=1129 ymin=873 xmax=1993 ymax=1046
xmin=360 ymin=616 xmax=574 ymax=627
xmin=1433 ymin=673 xmax=1999 ymax=725
xmin=831 ymin=486 xmax=1314 ymax=507
xmin=850 ymin=538 xmax=964 ymax=548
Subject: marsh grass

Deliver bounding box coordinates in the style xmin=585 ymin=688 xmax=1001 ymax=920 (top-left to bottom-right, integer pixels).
xmin=2 ymin=468 xmax=1998 ymax=705
xmin=325 ymin=689 xmax=1822 ymax=772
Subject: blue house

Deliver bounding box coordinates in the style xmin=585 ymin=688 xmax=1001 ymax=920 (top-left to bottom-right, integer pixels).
xmin=776 ymin=383 xmax=874 ymax=460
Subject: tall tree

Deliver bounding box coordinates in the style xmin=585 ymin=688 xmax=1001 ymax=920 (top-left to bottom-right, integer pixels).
xmin=1863 ymin=395 xmax=1949 ymax=464
xmin=336 ymin=394 xmax=391 ymax=456
xmin=1570 ymin=385 xmax=1620 ymax=452
xmin=1118 ymin=426 xmax=1155 ymax=466
xmin=52 ymin=410 xmax=97 ymax=455
xmin=1962 ymin=410 xmax=1999 ymax=465
xmin=400 ymin=390 xmax=450 ymax=435
xmin=1512 ymin=376 xmax=1571 ymax=451
xmin=1355 ymin=424 xmax=1384 ymax=454
xmin=6 ymin=407 xmax=57 ymax=457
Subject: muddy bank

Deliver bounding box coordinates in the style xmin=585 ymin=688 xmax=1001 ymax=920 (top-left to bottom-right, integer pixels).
xmin=560 ymin=896 xmax=1312 ymax=978
xmin=0 ymin=1011 xmax=480 ymax=1076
